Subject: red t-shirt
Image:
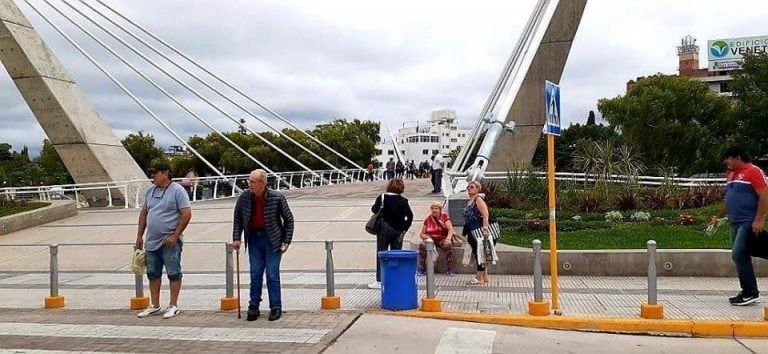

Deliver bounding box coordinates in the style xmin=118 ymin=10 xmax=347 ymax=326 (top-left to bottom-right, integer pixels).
xmin=423 ymin=212 xmax=451 ymax=241
xmin=251 ymin=193 xmax=266 ymax=230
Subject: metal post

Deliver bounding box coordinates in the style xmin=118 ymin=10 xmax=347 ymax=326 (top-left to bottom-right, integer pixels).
xmin=231 ymin=177 xmax=237 ymax=197
xmin=49 ymin=244 xmax=59 ymax=297
xmin=647 ymin=240 xmax=657 ymax=305
xmin=325 ymin=240 xmax=335 ymax=297
xmin=134 ymin=249 xmax=144 ymax=298
xmin=123 ymin=186 xmax=129 ymax=208
xmin=425 ymin=238 xmax=436 ymax=299
xmin=213 ymin=180 xmax=219 ymax=199
xmin=533 ymin=239 xmax=543 ymax=302
xmin=107 ymin=187 xmax=113 ymax=207
xmin=225 ymin=242 xmax=234 ymax=298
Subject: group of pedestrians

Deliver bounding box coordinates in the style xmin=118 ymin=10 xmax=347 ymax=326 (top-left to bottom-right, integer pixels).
xmin=131 ymin=144 xmax=767 ymax=323
xmin=135 ymin=165 xmax=293 ymax=321
xmin=365 ymin=177 xmax=496 ymax=288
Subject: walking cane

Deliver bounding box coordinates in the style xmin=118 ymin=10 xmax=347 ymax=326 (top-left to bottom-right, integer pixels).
xmin=236 ymin=247 xmax=242 ymax=319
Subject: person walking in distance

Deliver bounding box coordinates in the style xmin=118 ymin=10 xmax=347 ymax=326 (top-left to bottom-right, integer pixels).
xmin=709 ymin=147 xmax=768 ymax=306
xmin=135 ymin=163 xmax=192 ymax=319
xmin=233 ymin=169 xmax=295 ymax=321
xmin=430 ymin=154 xmax=444 ymax=193
xmin=386 ymin=158 xmax=396 ymax=180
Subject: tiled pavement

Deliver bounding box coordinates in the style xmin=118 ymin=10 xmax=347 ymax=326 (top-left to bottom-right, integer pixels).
xmin=0 ymin=271 xmax=766 ymax=321
xmin=0 ymin=308 xmax=360 ymax=353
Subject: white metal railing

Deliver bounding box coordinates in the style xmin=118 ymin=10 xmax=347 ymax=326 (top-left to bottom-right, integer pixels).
xmin=0 ymin=168 xmax=377 ymax=209
xmin=446 ymin=170 xmax=726 ymax=191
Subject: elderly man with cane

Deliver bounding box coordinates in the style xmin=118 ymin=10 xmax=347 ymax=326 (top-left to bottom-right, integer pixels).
xmin=233 ymin=169 xmax=294 ymax=321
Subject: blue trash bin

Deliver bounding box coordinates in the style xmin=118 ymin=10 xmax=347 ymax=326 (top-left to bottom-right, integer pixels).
xmin=378 ymin=250 xmax=418 ymax=311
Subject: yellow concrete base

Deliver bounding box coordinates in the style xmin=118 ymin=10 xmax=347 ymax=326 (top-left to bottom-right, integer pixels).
xmin=528 ymin=300 xmax=550 ymax=316
xmin=220 ymin=297 xmax=239 ymax=311
xmin=321 ymin=296 xmax=341 ymax=310
xmin=421 ymin=298 xmax=442 ymax=312
xmin=389 ymin=311 xmax=768 ymax=337
xmin=640 ymin=303 xmax=664 ymax=319
xmin=130 ymin=296 xmax=150 ymax=310
xmin=44 ymin=296 xmax=65 ymax=309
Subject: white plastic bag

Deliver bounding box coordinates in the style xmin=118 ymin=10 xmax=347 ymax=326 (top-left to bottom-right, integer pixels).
xmin=131 ymin=248 xmax=146 ymax=275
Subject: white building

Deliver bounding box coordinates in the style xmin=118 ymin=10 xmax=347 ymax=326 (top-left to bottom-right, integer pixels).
xmin=374 ymin=109 xmax=471 ymax=167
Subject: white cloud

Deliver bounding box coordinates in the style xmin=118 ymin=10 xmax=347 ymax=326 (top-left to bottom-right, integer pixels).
xmin=1 ymin=0 xmax=766 ymax=155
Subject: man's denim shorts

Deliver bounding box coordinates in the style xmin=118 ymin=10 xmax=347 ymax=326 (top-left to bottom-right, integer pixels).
xmin=146 ymin=241 xmax=183 ymax=281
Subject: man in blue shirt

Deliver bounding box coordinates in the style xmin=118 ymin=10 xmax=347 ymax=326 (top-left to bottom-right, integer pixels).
xmin=135 ymin=163 xmax=192 ymax=318
xmin=710 ymin=147 xmax=768 ymax=306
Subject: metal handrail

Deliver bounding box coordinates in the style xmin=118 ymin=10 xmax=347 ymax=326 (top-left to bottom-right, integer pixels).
xmin=0 ymin=168 xmax=374 ymax=209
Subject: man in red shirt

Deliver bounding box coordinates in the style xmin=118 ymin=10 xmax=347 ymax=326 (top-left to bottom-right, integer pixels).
xmin=233 ymin=170 xmax=294 ymax=321
xmin=709 ymin=147 xmax=768 ymax=306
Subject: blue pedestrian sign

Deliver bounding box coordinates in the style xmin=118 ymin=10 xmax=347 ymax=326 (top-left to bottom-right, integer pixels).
xmin=544 ymin=81 xmax=561 ymax=136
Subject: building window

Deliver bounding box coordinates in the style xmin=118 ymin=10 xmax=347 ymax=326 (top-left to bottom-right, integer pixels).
xmin=430 ymin=136 xmax=439 ymax=143
xmin=450 ymin=126 xmax=457 ymax=130
xmin=401 ymin=150 xmax=405 ymax=155
xmin=432 ymin=149 xmax=439 ymax=155
xmin=420 ymin=136 xmax=430 ymax=143
xmin=451 ymin=138 xmax=457 ymax=143
xmin=422 ymin=149 xmax=429 ymax=155
xmin=375 ymin=149 xmax=382 ymax=155
xmin=408 ymin=136 xmax=418 ymax=143
xmin=720 ymin=82 xmax=731 ymax=93
xmin=387 ymin=150 xmax=394 ymax=155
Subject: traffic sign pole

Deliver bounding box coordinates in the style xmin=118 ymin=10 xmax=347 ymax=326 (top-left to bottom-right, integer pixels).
xmin=544 ymin=80 xmax=561 ymax=314
xmin=547 ymin=133 xmax=560 ymax=313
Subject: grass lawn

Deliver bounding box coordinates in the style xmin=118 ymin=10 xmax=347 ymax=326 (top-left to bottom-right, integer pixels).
xmin=495 ymin=203 xmax=734 ymax=250
xmin=0 ymin=202 xmax=50 ymax=218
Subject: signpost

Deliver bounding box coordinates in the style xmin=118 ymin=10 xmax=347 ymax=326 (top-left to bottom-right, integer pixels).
xmin=544 ymin=80 xmax=561 ymax=314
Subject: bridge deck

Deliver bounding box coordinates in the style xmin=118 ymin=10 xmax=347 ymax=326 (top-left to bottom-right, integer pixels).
xmin=0 ymin=179 xmax=440 ymax=272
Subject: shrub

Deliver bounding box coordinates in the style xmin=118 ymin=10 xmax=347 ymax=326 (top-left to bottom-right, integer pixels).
xmin=641 ymin=188 xmax=672 ymax=210
xmin=605 ymin=210 xmax=624 ymax=223
xmin=483 ymin=181 xmax=512 ymax=209
xmin=578 ymin=190 xmax=601 ymax=212
xmin=679 ymin=213 xmax=695 ymax=225
xmin=630 ymin=211 xmax=652 ymax=222
xmin=615 ymin=189 xmax=639 ymax=211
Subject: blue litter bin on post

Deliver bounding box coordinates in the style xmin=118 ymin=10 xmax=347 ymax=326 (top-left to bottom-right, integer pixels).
xmin=378 ymin=250 xmax=418 ymax=311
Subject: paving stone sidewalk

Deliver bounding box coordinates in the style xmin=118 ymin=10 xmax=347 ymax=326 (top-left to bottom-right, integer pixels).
xmin=0 ymin=308 xmax=360 ymax=353
xmin=0 ymin=271 xmax=766 ymax=322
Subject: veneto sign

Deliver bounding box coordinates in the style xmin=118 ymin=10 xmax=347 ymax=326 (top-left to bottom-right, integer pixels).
xmin=708 ymin=35 xmax=768 ymax=71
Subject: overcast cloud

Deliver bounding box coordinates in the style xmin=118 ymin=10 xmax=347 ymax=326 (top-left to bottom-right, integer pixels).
xmin=1 ymin=0 xmax=766 ymax=155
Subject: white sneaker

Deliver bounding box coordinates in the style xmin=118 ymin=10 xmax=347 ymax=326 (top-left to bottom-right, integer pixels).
xmin=137 ymin=306 xmax=162 ymax=318
xmin=162 ymin=305 xmax=180 ymax=319
xmin=367 ymin=281 xmax=381 ymax=289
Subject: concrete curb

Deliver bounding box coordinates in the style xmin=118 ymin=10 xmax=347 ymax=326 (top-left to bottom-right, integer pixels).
xmin=387 ymin=310 xmax=768 ymax=338
xmin=1 ymin=200 xmax=76 ymax=235
xmin=430 ymin=246 xmax=768 ymax=277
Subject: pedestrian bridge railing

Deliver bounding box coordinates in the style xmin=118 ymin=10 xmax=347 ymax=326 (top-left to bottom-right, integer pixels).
xmin=0 ymin=168 xmax=382 ymax=209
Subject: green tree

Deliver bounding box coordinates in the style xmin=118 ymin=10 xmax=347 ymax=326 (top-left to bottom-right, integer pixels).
xmin=531 ymin=116 xmax=618 ymax=170
xmin=36 ymin=140 xmax=73 ymax=185
xmin=731 ymin=52 xmax=768 ymax=156
xmin=586 ymin=110 xmax=596 ymax=126
xmin=0 ymin=143 xmax=12 ymax=161
xmin=121 ymin=131 xmax=164 ymax=171
xmin=598 ymin=75 xmax=736 ymax=175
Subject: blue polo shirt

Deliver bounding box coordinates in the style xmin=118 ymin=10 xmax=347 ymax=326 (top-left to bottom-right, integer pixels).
xmin=725 ymin=163 xmax=767 ymax=226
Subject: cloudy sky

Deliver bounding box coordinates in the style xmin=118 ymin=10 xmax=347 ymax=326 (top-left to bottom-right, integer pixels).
xmin=1 ymin=0 xmax=766 ymax=156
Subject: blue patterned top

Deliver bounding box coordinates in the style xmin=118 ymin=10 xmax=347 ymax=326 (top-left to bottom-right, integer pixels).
xmin=463 ymin=199 xmax=483 ymax=225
